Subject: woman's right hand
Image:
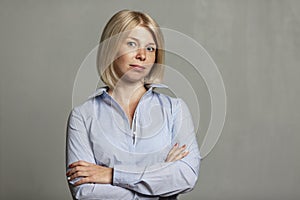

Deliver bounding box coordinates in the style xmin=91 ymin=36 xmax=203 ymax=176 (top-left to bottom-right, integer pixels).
xmin=165 ymin=143 xmax=189 ymax=162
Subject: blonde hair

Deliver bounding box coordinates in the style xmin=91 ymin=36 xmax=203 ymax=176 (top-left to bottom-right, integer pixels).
xmin=96 ymin=9 xmax=165 ymax=89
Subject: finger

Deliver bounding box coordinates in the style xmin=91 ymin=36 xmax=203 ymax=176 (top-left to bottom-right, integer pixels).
xmin=169 ymin=151 xmax=188 ymax=162
xmin=183 ymin=151 xmax=189 ymax=157
xmin=68 ymin=171 xmax=91 ymax=181
xmin=74 ymin=177 xmax=92 ymax=186
xmin=166 ymin=143 xmax=178 ymax=158
xmin=69 ymin=160 xmax=92 ymax=168
xmin=174 ymin=151 xmax=189 ymax=161
xmin=165 ymin=144 xmax=179 ymax=162
xmin=166 ymin=148 xmax=181 ymax=162
xmin=66 ymin=166 xmax=86 ymax=176
xmin=167 ymin=144 xmax=187 ymax=162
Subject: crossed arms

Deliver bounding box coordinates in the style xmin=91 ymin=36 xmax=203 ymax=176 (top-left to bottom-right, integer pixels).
xmin=65 ymin=99 xmax=201 ymax=199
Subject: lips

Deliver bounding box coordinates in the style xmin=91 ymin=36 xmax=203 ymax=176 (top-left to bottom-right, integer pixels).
xmin=130 ymin=64 xmax=145 ymax=69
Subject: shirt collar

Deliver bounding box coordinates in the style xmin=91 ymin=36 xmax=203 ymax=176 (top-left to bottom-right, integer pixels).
xmin=88 ymin=83 xmax=168 ymax=99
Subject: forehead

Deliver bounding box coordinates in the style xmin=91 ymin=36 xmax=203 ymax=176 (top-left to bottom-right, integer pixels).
xmin=127 ymin=26 xmax=155 ymax=43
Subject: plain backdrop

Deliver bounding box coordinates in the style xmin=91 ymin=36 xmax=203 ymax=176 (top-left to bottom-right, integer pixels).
xmin=1 ymin=0 xmax=299 ymax=200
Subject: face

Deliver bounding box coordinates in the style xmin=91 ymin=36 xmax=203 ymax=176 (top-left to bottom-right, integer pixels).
xmin=113 ymin=26 xmax=156 ymax=84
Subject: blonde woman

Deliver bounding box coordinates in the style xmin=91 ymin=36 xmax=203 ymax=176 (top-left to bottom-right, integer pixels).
xmin=66 ymin=9 xmax=201 ymax=200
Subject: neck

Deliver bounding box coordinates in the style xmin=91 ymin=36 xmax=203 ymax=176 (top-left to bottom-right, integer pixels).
xmin=108 ymin=80 xmax=146 ymax=105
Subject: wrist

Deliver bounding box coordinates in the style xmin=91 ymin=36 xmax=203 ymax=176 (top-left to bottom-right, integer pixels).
xmin=107 ymin=167 xmax=113 ymax=184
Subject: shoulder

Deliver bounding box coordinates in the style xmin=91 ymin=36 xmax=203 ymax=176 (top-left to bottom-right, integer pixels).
xmin=69 ymin=97 xmax=99 ymax=119
xmin=69 ymin=85 xmax=109 ymax=118
xmin=148 ymin=83 xmax=188 ymax=111
xmin=152 ymin=90 xmax=188 ymax=115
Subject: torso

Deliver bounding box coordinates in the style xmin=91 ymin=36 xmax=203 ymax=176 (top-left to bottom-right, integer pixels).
xmin=78 ymin=86 xmax=179 ymax=167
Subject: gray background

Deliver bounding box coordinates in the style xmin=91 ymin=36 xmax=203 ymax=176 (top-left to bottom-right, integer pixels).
xmin=1 ymin=0 xmax=299 ymax=199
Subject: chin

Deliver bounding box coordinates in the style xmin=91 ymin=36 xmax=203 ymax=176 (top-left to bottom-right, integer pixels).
xmin=118 ymin=75 xmax=146 ymax=84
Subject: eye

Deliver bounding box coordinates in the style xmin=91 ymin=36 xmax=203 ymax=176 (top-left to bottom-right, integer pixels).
xmin=127 ymin=41 xmax=136 ymax=47
xmin=146 ymin=46 xmax=156 ymax=52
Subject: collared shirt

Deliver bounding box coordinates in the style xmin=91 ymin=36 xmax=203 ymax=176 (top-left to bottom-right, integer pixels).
xmin=66 ymin=83 xmax=201 ymax=200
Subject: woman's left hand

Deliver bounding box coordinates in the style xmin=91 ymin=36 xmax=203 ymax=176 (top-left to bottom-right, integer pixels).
xmin=165 ymin=143 xmax=189 ymax=162
xmin=66 ymin=160 xmax=113 ymax=186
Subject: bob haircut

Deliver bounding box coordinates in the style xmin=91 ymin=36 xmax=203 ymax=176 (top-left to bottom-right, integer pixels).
xmin=96 ymin=9 xmax=165 ymax=89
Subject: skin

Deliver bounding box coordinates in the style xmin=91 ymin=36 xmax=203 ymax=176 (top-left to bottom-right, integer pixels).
xmin=113 ymin=26 xmax=157 ymax=86
xmin=67 ymin=26 xmax=189 ymax=185
xmin=108 ymin=26 xmax=158 ymax=126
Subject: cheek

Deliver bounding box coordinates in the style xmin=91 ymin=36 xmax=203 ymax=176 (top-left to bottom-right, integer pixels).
xmin=113 ymin=56 xmax=126 ymax=75
xmin=115 ymin=54 xmax=131 ymax=66
xmin=148 ymin=53 xmax=156 ymax=63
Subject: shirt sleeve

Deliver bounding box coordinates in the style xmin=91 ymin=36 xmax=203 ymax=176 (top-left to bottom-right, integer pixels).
xmin=66 ymin=107 xmax=154 ymax=200
xmin=112 ymin=98 xmax=201 ymax=197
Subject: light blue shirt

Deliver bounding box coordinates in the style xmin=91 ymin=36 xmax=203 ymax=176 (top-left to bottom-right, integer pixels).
xmin=66 ymin=83 xmax=201 ymax=200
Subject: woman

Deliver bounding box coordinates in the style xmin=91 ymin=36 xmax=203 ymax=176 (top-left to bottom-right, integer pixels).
xmin=66 ymin=9 xmax=201 ymax=200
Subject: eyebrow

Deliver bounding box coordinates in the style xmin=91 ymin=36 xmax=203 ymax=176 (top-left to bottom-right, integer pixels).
xmin=127 ymin=37 xmax=156 ymax=46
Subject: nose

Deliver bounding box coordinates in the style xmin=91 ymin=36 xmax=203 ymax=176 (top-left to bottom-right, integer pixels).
xmin=135 ymin=47 xmax=146 ymax=61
